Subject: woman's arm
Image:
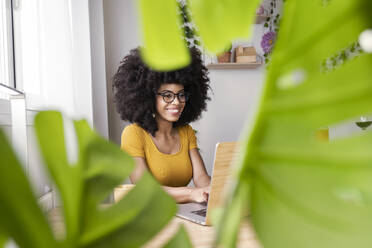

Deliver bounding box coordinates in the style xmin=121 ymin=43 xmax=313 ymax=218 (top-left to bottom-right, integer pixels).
xmin=189 ymin=148 xmax=211 ymax=187
xmin=162 ymin=185 xmax=209 ymax=203
xmin=130 ymin=156 xmax=209 ymax=203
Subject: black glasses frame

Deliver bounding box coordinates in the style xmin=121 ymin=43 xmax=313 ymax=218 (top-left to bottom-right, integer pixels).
xmin=156 ymin=91 xmax=190 ymax=103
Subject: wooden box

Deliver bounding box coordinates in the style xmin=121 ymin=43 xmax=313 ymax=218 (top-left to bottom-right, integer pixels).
xmin=235 ymin=46 xmax=257 ymax=63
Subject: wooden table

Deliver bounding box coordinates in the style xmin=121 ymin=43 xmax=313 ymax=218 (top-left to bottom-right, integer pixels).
xmin=48 ymin=208 xmax=261 ymax=248
xmin=142 ymin=216 xmax=262 ymax=248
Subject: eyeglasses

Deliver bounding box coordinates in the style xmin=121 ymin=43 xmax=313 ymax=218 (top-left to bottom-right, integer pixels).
xmin=157 ymin=91 xmax=190 ymax=103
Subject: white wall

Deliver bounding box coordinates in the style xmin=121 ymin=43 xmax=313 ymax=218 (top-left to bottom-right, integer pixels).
xmin=103 ymin=0 xmax=141 ymax=145
xmin=192 ymin=70 xmax=264 ymax=173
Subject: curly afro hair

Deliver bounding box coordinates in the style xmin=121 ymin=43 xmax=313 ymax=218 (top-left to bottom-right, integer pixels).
xmin=113 ymin=47 xmax=211 ymax=136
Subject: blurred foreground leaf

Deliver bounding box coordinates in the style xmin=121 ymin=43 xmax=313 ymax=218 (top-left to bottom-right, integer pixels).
xmin=216 ymin=1 xmax=372 ymax=248
xmin=138 ymin=0 xmax=190 ymax=70
xmin=189 ymin=0 xmax=261 ymax=53
xmin=0 ymin=111 xmax=188 ymax=247
xmin=34 ymin=111 xmax=83 ymax=244
xmin=0 ymin=130 xmax=57 ymax=248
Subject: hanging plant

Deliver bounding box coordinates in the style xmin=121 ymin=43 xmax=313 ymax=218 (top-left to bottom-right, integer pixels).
xmin=177 ymin=0 xmax=201 ymax=50
xmin=261 ymin=31 xmax=277 ymax=55
xmin=262 ymin=0 xmax=281 ymax=63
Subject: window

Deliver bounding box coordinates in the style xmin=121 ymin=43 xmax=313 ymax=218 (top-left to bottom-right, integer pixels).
xmin=0 ymin=0 xmax=15 ymax=90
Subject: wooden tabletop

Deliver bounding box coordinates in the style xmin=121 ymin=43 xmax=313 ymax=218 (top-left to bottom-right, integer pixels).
xmin=48 ymin=208 xmax=261 ymax=248
xmin=142 ymin=217 xmax=262 ymax=248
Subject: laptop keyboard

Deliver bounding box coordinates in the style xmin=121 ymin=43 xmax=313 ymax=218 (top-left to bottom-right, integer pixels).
xmin=191 ymin=208 xmax=207 ymax=217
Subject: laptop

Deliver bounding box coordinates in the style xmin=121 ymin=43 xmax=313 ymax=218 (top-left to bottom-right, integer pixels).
xmin=176 ymin=142 xmax=239 ymax=226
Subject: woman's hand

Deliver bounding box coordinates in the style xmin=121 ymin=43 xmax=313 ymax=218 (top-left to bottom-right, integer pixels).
xmin=190 ymin=186 xmax=210 ymax=203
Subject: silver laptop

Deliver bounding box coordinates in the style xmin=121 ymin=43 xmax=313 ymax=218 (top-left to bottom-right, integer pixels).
xmin=176 ymin=142 xmax=239 ymax=225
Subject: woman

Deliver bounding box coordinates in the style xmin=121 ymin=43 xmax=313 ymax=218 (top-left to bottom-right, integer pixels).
xmin=113 ymin=47 xmax=211 ymax=203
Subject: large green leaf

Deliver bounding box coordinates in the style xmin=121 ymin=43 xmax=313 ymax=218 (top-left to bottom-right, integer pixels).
xmin=214 ymin=179 xmax=250 ymax=248
xmin=0 ymin=130 xmax=57 ymax=248
xmin=34 ymin=111 xmax=82 ymax=243
xmin=138 ymin=0 xmax=190 ymax=70
xmin=216 ymin=1 xmax=372 ymax=248
xmin=189 ymin=0 xmax=261 ymax=53
xmin=73 ymin=120 xmax=134 ymax=214
xmin=34 ymin=111 xmax=179 ymax=247
xmin=70 ymin=118 xmax=178 ymax=247
xmin=80 ymin=172 xmax=177 ymax=248
xmin=250 ymin=133 xmax=372 ymax=248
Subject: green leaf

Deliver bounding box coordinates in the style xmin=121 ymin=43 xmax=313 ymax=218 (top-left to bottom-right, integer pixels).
xmin=270 ymin=1 xmax=370 ymax=79
xmin=73 ymin=119 xmax=134 ymax=211
xmin=34 ymin=111 xmax=82 ymax=242
xmin=0 ymin=129 xmax=57 ymax=248
xmin=266 ymin=55 xmax=372 ymax=134
xmin=217 ymin=1 xmax=372 ymax=248
xmin=73 ymin=119 xmax=137 ymax=233
xmin=138 ymin=0 xmax=190 ymax=70
xmin=189 ymin=0 xmax=261 ymax=53
xmin=80 ymin=172 xmax=177 ymax=248
xmin=214 ymin=179 xmax=249 ymax=248
xmin=163 ymin=225 xmax=192 ymax=248
xmin=250 ymin=133 xmax=372 ymax=248
xmin=33 ymin=111 xmax=177 ymax=248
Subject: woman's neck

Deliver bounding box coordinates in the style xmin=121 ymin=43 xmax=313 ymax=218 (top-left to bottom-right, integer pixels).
xmin=155 ymin=117 xmax=175 ymax=137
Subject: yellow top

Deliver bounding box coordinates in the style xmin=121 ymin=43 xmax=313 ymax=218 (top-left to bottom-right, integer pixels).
xmin=121 ymin=123 xmax=198 ymax=187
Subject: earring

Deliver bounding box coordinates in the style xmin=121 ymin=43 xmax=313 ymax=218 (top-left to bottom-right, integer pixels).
xmin=152 ymin=113 xmax=155 ymax=118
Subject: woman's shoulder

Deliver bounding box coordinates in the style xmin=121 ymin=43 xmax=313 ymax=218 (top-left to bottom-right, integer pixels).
xmin=122 ymin=123 xmax=145 ymax=137
xmin=178 ymin=124 xmax=195 ymax=135
xmin=124 ymin=123 xmax=143 ymax=131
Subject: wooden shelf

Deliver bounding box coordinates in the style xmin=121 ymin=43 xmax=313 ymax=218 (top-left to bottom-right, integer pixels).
xmin=206 ymin=62 xmax=262 ymax=69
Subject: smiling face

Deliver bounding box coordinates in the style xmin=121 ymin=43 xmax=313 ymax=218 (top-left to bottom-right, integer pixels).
xmin=155 ymin=83 xmax=186 ymax=123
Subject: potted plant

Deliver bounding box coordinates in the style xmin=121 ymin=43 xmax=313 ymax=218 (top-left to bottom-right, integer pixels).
xmin=217 ymin=43 xmax=232 ymax=63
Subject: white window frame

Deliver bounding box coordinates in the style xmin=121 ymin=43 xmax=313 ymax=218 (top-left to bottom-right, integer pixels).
xmin=0 ymin=0 xmax=15 ymax=90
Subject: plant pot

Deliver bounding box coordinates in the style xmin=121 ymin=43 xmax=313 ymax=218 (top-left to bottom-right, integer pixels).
xmin=217 ymin=51 xmax=231 ymax=63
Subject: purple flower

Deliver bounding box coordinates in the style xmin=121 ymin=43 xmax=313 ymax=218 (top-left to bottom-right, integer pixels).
xmin=261 ymin=31 xmax=276 ymax=54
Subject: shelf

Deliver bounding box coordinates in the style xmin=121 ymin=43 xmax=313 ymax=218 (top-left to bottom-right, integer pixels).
xmin=206 ymin=62 xmax=262 ymax=69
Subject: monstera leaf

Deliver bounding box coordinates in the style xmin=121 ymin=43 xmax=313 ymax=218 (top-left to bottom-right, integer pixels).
xmin=0 ymin=111 xmax=192 ymax=247
xmin=0 ymin=128 xmax=57 ymax=248
xmin=138 ymin=0 xmax=190 ymax=70
xmin=215 ymin=1 xmax=372 ymax=248
xmin=188 ymin=0 xmax=261 ymax=53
